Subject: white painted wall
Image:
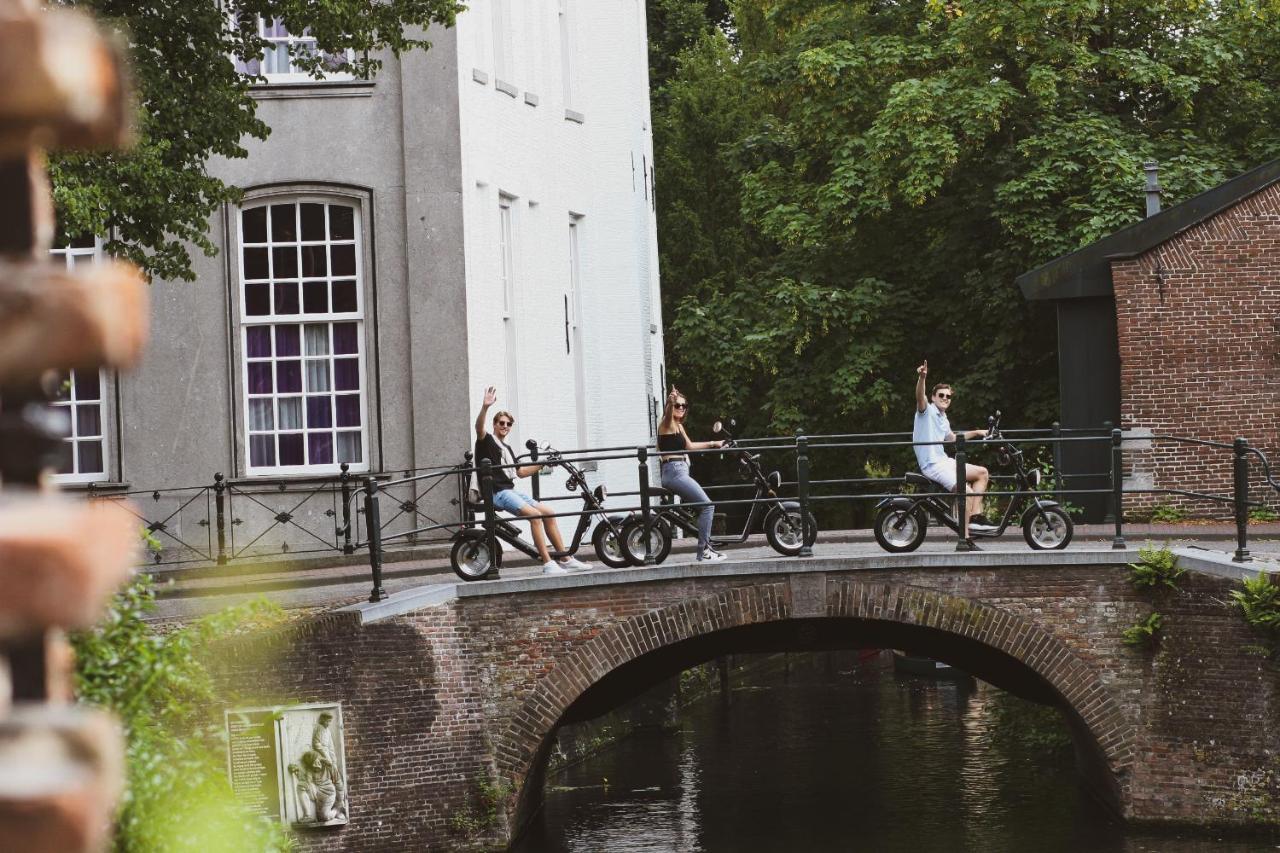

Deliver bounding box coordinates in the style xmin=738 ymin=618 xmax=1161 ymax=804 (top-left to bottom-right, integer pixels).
xmin=455 ymin=0 xmax=665 ymax=510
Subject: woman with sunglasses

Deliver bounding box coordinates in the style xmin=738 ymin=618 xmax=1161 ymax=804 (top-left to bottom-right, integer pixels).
xmin=656 ymin=387 xmax=727 ymax=561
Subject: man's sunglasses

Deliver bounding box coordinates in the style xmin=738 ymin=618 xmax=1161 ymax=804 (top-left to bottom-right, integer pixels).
xmin=935 ymin=393 xmax=952 ymax=400
xmin=495 ymin=419 xmax=514 ymax=427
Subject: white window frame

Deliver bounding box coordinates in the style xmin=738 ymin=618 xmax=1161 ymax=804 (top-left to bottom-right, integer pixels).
xmin=558 ymin=0 xmax=575 ymax=110
xmin=492 ymin=0 xmax=512 ymax=83
xmin=48 ymin=238 xmax=109 ymax=484
xmin=237 ymin=196 xmax=370 ymax=477
xmin=499 ymin=195 xmax=520 ymax=418
xmin=233 ymin=14 xmax=356 ymax=84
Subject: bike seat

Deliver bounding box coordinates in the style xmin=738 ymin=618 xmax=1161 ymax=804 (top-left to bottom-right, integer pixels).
xmin=905 ymin=472 xmax=949 ymax=492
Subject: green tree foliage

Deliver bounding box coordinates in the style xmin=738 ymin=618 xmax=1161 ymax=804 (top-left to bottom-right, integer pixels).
xmin=651 ymin=0 xmax=1280 ymax=443
xmin=73 ymin=576 xmax=292 ymax=851
xmin=50 ymin=0 xmax=463 ymax=282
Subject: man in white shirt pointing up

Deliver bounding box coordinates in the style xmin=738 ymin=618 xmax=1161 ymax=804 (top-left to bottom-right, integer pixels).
xmin=912 ymin=360 xmax=996 ymax=537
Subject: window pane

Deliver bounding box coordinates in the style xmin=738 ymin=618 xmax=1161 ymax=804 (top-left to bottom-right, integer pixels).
xmin=243 ymin=247 xmax=269 ymax=280
xmin=332 ymin=280 xmax=357 ymax=312
xmin=331 ymin=244 xmax=356 ymax=277
xmin=306 ymin=360 xmax=331 ymax=392
xmin=69 ymin=233 xmax=96 ymax=249
xmin=249 ymin=399 xmax=274 ymax=431
xmin=245 ymin=283 xmax=270 ymax=316
xmin=333 ymin=323 xmax=358 ymax=354
xmin=337 ymin=431 xmax=362 ymax=464
xmin=76 ymin=405 xmax=101 ymax=437
xmin=274 ymin=282 xmax=299 ymax=314
xmin=248 ymin=362 xmax=273 ymax=394
xmin=334 ymin=358 xmax=359 ymax=391
xmin=304 ymin=324 xmax=330 ymax=356
xmin=246 ymin=326 xmax=272 ymax=358
xmin=56 ymin=442 xmax=74 ymax=475
xmin=272 ymin=246 xmax=298 ymax=279
xmin=243 ymin=207 xmax=268 ymax=243
xmin=301 ymin=244 xmax=327 ymax=277
xmin=301 ymin=281 xmax=327 ymax=314
xmin=278 ymin=397 xmax=303 ymax=430
xmin=300 ymin=203 xmax=326 ymax=240
xmin=279 ymin=433 xmax=305 ymax=465
xmin=308 ymin=432 xmax=333 ymax=465
xmin=250 ymin=434 xmax=276 ymax=467
xmin=275 ymin=324 xmax=300 ymax=357
xmin=270 ymin=204 xmax=297 ymax=241
xmin=329 ymin=205 xmax=354 ymax=240
xmin=78 ymin=440 xmax=103 ymax=475
xmin=335 ymin=394 xmax=361 ymax=427
xmin=75 ymin=369 xmax=101 ymax=401
xmin=278 ymin=360 xmax=302 ymax=393
xmin=306 ymin=395 xmax=332 ymax=427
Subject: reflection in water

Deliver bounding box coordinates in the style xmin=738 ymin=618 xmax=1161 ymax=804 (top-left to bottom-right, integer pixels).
xmin=519 ymin=653 xmax=1274 ymax=853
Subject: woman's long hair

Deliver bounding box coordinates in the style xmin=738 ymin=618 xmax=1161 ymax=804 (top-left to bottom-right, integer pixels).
xmin=658 ymin=387 xmax=685 ymax=435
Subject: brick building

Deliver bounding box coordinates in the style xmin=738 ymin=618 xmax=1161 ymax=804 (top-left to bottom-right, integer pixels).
xmin=1018 ymin=160 xmax=1280 ymax=520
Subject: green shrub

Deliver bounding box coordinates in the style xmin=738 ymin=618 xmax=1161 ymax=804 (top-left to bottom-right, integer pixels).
xmin=1232 ymin=572 xmax=1280 ymax=638
xmin=1249 ymin=506 xmax=1279 ymax=523
xmin=1127 ymin=546 xmax=1186 ymax=592
xmin=73 ymin=575 xmax=292 ymax=852
xmin=1122 ymin=612 xmax=1163 ymax=648
xmin=1149 ymin=504 xmax=1187 ymax=523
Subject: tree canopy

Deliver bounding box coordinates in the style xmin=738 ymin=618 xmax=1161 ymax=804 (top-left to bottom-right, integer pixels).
xmin=51 ymin=0 xmax=463 ymax=282
xmin=650 ymin=0 xmax=1280 ymax=442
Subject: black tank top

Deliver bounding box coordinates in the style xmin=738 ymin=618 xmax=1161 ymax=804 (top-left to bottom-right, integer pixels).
xmin=657 ymin=432 xmax=688 ymax=462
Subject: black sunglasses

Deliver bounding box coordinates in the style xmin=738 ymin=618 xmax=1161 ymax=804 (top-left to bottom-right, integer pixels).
xmin=673 ymin=403 xmax=688 ymax=410
xmin=936 ymin=393 xmax=952 ymax=400
xmin=496 ymin=419 xmax=513 ymax=427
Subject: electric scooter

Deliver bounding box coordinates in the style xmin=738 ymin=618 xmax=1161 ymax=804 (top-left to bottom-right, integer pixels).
xmin=872 ymin=411 xmax=1073 ymax=552
xmin=618 ymin=419 xmax=818 ymax=565
xmin=450 ymin=442 xmax=629 ymax=580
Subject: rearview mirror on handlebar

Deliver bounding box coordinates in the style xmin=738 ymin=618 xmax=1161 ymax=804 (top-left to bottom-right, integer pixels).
xmin=712 ymin=420 xmax=723 ymax=434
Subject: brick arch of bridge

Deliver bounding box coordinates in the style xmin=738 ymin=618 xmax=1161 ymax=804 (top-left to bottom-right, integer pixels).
xmin=497 ymin=579 xmax=1134 ymax=828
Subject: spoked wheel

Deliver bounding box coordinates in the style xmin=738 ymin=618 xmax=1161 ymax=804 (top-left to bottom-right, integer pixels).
xmin=873 ymin=505 xmax=928 ymax=553
xmin=450 ymin=537 xmax=495 ymax=581
xmin=619 ymin=518 xmax=672 ymax=566
xmin=1023 ymin=505 xmax=1073 ymax=550
xmin=591 ymin=521 xmax=631 ymax=569
xmin=765 ymin=508 xmax=819 ymax=556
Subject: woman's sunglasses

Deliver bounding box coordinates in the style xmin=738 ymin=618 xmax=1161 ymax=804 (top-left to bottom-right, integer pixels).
xmin=673 ymin=403 xmax=688 ymax=410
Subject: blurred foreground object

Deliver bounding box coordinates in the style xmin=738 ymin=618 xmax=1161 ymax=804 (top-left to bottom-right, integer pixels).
xmin=0 ymin=1 xmax=143 ymax=851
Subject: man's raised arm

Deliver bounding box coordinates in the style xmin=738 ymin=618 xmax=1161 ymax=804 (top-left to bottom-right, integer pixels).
xmin=915 ymin=361 xmax=928 ymax=413
xmin=475 ymin=385 xmax=497 ymax=440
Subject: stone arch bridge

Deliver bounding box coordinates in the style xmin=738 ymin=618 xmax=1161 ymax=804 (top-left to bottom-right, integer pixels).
xmin=216 ymin=549 xmax=1279 ymax=850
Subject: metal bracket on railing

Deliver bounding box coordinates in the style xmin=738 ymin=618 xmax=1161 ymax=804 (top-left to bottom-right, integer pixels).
xmin=364 ymin=477 xmax=386 ymax=602
xmin=638 ymin=446 xmax=654 ymax=565
xmin=954 ymin=434 xmax=973 ymax=552
xmin=1233 ymin=437 xmax=1252 ymax=563
xmin=795 ymin=433 xmax=813 ymax=557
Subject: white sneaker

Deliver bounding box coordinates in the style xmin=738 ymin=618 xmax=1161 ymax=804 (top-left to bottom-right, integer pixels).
xmin=697 ymin=547 xmax=727 ymax=562
xmin=542 ymin=561 xmax=569 ymax=575
xmin=559 ymin=556 xmax=592 ymax=571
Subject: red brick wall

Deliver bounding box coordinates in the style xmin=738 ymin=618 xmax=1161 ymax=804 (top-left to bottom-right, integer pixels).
xmin=212 ymin=562 xmax=1280 ymax=849
xmin=1112 ymin=182 xmax=1280 ymax=517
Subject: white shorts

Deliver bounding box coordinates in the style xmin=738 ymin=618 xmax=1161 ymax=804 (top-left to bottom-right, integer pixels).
xmin=921 ymin=460 xmax=958 ymax=491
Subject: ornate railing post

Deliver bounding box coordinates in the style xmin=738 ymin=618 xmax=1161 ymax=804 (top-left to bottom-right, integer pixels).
xmin=637 ymin=446 xmax=655 ymax=565
xmin=795 ymin=433 xmax=813 ymax=557
xmin=954 ymin=434 xmax=974 ymax=551
xmin=364 ymin=477 xmax=386 ymax=602
xmin=1051 ymin=421 xmax=1063 ymax=502
xmin=460 ymin=450 xmax=474 ymax=525
xmin=1111 ymin=428 xmax=1126 ymax=549
xmin=527 ymin=439 xmax=540 ymax=502
xmin=339 ymin=462 xmax=353 ymax=554
xmin=479 ymin=458 xmax=500 ymax=578
xmin=213 ymin=472 xmax=228 ymax=565
xmin=1233 ymin=437 xmax=1252 ymax=563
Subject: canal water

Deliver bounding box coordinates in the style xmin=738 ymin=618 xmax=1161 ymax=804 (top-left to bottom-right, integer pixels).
xmin=516 ymin=652 xmax=1275 ymax=853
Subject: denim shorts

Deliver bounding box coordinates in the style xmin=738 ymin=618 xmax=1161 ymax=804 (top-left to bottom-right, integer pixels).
xmin=493 ymin=489 xmax=537 ymax=514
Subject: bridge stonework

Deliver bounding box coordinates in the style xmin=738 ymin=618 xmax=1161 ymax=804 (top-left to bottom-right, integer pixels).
xmin=213 ymin=552 xmax=1279 ymax=850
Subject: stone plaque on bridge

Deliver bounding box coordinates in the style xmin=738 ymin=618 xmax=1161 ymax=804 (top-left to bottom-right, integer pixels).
xmin=225 ymin=703 xmax=349 ymax=827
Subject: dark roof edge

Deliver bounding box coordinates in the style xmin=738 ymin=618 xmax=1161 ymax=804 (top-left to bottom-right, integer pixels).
xmin=1018 ymin=158 xmax=1280 ymax=301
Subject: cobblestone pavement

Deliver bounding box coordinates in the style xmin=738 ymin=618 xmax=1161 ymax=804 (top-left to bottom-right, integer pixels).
xmin=147 ymin=524 xmax=1280 ymax=623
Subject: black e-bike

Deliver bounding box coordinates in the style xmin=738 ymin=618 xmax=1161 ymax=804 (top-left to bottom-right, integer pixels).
xmin=618 ymin=420 xmax=818 ymax=565
xmin=873 ymin=412 xmax=1073 ymax=552
xmin=449 ymin=442 xmax=630 ymax=580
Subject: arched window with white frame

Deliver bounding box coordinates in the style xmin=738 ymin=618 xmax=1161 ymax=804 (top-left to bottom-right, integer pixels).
xmin=238 ymin=198 xmax=369 ymax=475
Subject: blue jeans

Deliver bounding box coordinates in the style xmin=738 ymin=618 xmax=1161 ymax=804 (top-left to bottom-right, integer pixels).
xmin=661 ymin=460 xmax=713 ymax=550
